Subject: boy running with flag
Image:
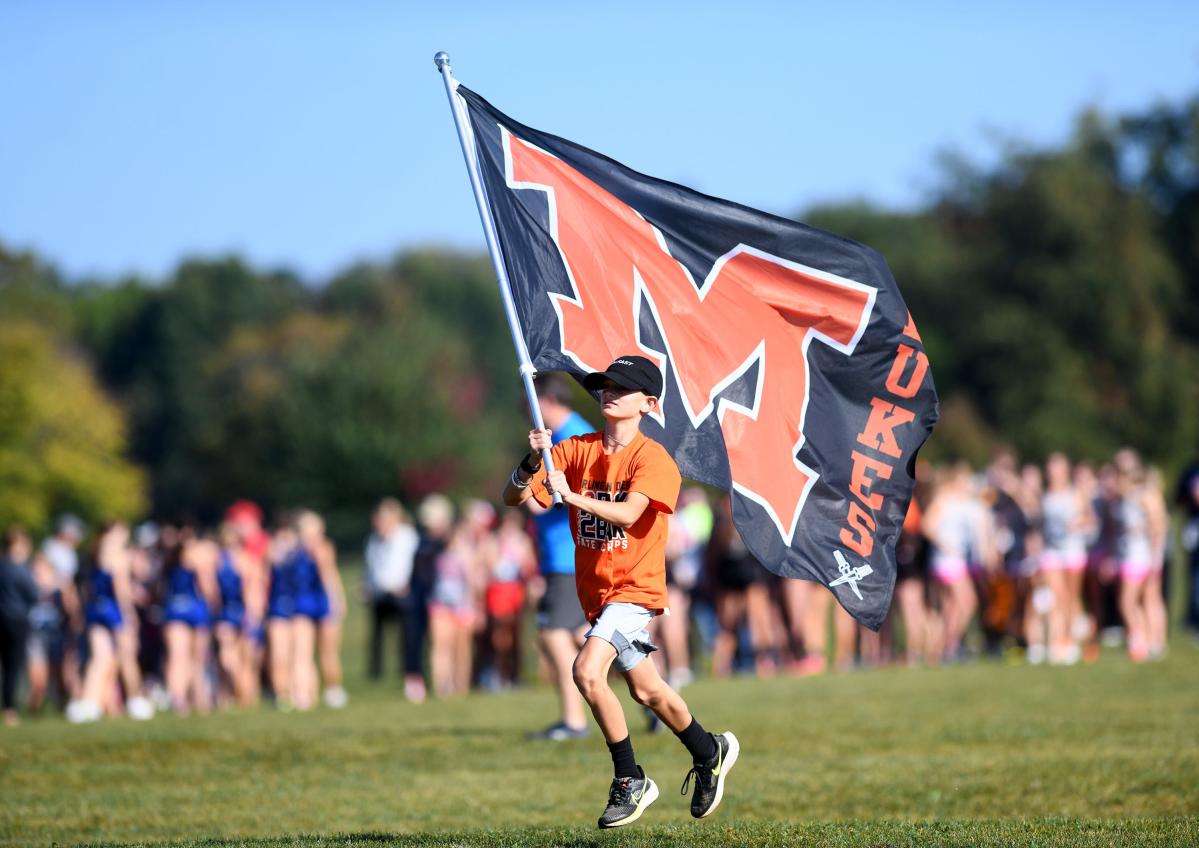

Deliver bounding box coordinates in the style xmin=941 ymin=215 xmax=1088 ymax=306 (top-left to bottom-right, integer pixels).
xmin=503 ymin=355 xmax=739 ymax=828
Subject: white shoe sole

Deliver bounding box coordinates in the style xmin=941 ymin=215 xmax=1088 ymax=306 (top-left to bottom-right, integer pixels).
xmin=599 ymin=778 xmax=659 ymax=828
xmin=698 ymin=731 xmax=740 ymax=818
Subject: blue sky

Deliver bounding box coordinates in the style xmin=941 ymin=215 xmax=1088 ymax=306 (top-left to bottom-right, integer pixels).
xmin=1 ymin=1 xmax=1196 ymax=282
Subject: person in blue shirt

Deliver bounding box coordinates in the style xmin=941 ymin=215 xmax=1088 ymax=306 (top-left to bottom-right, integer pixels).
xmin=526 ymin=374 xmax=593 ymax=740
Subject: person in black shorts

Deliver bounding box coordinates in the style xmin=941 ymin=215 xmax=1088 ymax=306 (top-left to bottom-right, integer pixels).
xmin=526 ymin=375 xmax=592 ymax=740
xmin=706 ymin=497 xmax=774 ymax=677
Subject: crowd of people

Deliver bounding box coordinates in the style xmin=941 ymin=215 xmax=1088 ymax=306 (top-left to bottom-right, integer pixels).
xmin=0 ymin=502 xmax=349 ymax=725
xmin=1 ymin=390 xmax=1196 ymax=729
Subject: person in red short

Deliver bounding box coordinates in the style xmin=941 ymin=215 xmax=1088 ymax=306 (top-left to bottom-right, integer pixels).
xmin=503 ymin=355 xmax=739 ymax=829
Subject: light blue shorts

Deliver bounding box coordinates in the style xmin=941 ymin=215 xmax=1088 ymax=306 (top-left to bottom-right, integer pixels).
xmin=586 ymin=603 xmax=658 ymax=672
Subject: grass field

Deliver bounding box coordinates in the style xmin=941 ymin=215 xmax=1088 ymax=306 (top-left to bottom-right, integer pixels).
xmin=3 ymin=587 xmax=1198 ymax=847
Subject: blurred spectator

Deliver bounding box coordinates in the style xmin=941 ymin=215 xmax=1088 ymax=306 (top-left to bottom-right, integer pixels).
xmin=364 ymin=498 xmax=422 ymax=698
xmin=410 ymin=494 xmax=456 ymax=701
xmin=525 ymin=374 xmax=591 ymax=740
xmin=1176 ymin=457 xmax=1199 ymax=633
xmin=1039 ymin=453 xmax=1095 ymax=665
xmin=214 ymin=524 xmax=252 ymax=707
xmin=653 ymin=486 xmax=712 ymax=689
xmin=129 ymin=522 xmax=166 ymax=702
xmin=706 ymin=498 xmax=774 ymax=677
xmin=485 ymin=510 xmax=536 ymax=690
xmin=266 ymin=518 xmax=299 ymax=709
xmin=162 ymin=535 xmax=218 ymax=714
xmin=893 ymin=492 xmax=937 ymax=665
xmin=226 ymin=501 xmax=270 ymax=705
xmin=26 ymin=551 xmax=80 ymax=713
xmin=1114 ymin=450 xmax=1168 ymax=662
xmin=72 ymin=522 xmax=154 ymax=722
xmin=1142 ymin=467 xmax=1170 ymax=659
xmin=428 ymin=500 xmax=482 ymax=698
xmin=42 ymin=513 xmax=84 ymax=701
xmin=985 ymin=452 xmax=1029 ymax=656
xmin=42 ymin=514 xmax=84 ymax=584
xmin=292 ymin=510 xmax=347 ymax=710
xmin=1 ymin=526 xmax=38 ymax=726
xmin=1083 ymin=465 xmax=1123 ymax=657
xmin=461 ymin=500 xmax=497 ymax=689
xmin=924 ymin=463 xmax=994 ymax=660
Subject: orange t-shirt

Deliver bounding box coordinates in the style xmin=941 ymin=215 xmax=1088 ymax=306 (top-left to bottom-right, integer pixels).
xmin=529 ymin=431 xmax=682 ymax=623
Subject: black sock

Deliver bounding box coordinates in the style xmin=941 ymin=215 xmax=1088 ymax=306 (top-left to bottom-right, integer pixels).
xmin=675 ymin=717 xmax=717 ymax=764
xmin=607 ymin=735 xmax=639 ymax=779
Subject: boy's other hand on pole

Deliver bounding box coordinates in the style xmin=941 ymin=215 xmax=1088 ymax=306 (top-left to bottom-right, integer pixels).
xmin=546 ymin=469 xmax=572 ymax=501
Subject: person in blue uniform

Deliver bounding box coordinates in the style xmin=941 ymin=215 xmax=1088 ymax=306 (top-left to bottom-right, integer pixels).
xmin=73 ymin=522 xmax=153 ymax=722
xmin=266 ymin=520 xmax=299 ymax=709
xmin=214 ymin=524 xmax=250 ymax=707
xmin=291 ymin=511 xmax=347 ymax=710
xmin=163 ymin=535 xmax=218 ymax=714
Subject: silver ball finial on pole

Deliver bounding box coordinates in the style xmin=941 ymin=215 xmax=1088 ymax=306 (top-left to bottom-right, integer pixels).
xmin=433 ymin=51 xmax=451 ymax=71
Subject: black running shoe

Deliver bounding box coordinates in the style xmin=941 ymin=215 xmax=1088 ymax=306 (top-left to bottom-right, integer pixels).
xmin=680 ymin=731 xmax=740 ymax=818
xmin=597 ymin=766 xmax=659 ymax=828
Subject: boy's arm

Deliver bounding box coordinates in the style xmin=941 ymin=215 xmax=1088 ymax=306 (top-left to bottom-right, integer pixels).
xmin=502 ymin=429 xmax=561 ymax=508
xmin=545 ymin=468 xmax=650 ymax=528
xmin=546 ymin=443 xmax=679 ymax=528
xmin=501 ymin=460 xmax=535 ymax=507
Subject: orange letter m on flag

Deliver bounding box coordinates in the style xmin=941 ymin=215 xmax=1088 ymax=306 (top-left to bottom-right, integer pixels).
xmin=503 ymin=129 xmax=877 ymax=543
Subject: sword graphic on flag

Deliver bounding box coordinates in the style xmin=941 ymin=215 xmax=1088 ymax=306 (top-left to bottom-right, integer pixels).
xmin=433 ymin=52 xmax=938 ymax=629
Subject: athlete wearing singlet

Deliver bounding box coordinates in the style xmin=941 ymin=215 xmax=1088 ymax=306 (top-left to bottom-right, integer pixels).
xmin=1118 ymin=494 xmax=1154 ymax=582
xmin=265 ymin=526 xmax=299 ymax=709
xmin=217 ymin=549 xmax=245 ymax=628
xmin=73 ymin=522 xmax=155 ymax=723
xmin=1041 ymin=490 xmax=1087 ymax=572
xmin=267 ymin=555 xmax=298 ymax=620
xmin=164 ymin=565 xmax=211 ymax=629
xmin=922 ymin=466 xmax=986 ymax=662
xmin=928 ymin=497 xmax=982 ymax=584
xmin=85 ymin=569 xmax=123 ymax=631
xmin=74 ymin=563 xmax=123 ymax=722
xmin=430 ymin=541 xmax=477 ymax=626
xmin=293 ymin=547 xmax=330 ymax=622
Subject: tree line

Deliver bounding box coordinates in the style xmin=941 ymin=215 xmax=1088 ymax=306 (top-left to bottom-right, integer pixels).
xmin=1 ymin=93 xmax=1196 ymax=535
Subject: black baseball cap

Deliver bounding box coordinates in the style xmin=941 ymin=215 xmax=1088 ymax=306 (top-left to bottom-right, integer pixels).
xmin=582 ymin=355 xmax=663 ymax=398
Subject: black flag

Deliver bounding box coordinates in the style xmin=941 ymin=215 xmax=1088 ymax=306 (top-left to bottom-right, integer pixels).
xmin=458 ymin=85 xmax=938 ymax=630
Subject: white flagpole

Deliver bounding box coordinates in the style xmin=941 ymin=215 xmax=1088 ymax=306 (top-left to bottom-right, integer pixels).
xmin=433 ymin=51 xmax=562 ymax=507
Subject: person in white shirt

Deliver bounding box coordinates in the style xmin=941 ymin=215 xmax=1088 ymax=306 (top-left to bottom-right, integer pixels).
xmin=41 ymin=514 xmax=84 ymax=704
xmin=364 ymin=498 xmax=423 ymax=701
xmin=42 ymin=515 xmax=83 ymax=584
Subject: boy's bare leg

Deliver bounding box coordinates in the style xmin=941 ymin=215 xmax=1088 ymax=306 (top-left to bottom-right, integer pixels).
xmin=622 ymin=654 xmax=692 ymax=732
xmin=624 ymin=643 xmax=738 ymax=820
xmin=572 ymin=636 xmax=627 ymax=742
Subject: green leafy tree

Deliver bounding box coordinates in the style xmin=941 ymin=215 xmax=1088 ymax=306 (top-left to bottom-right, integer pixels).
xmin=0 ymin=321 xmax=145 ymax=531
